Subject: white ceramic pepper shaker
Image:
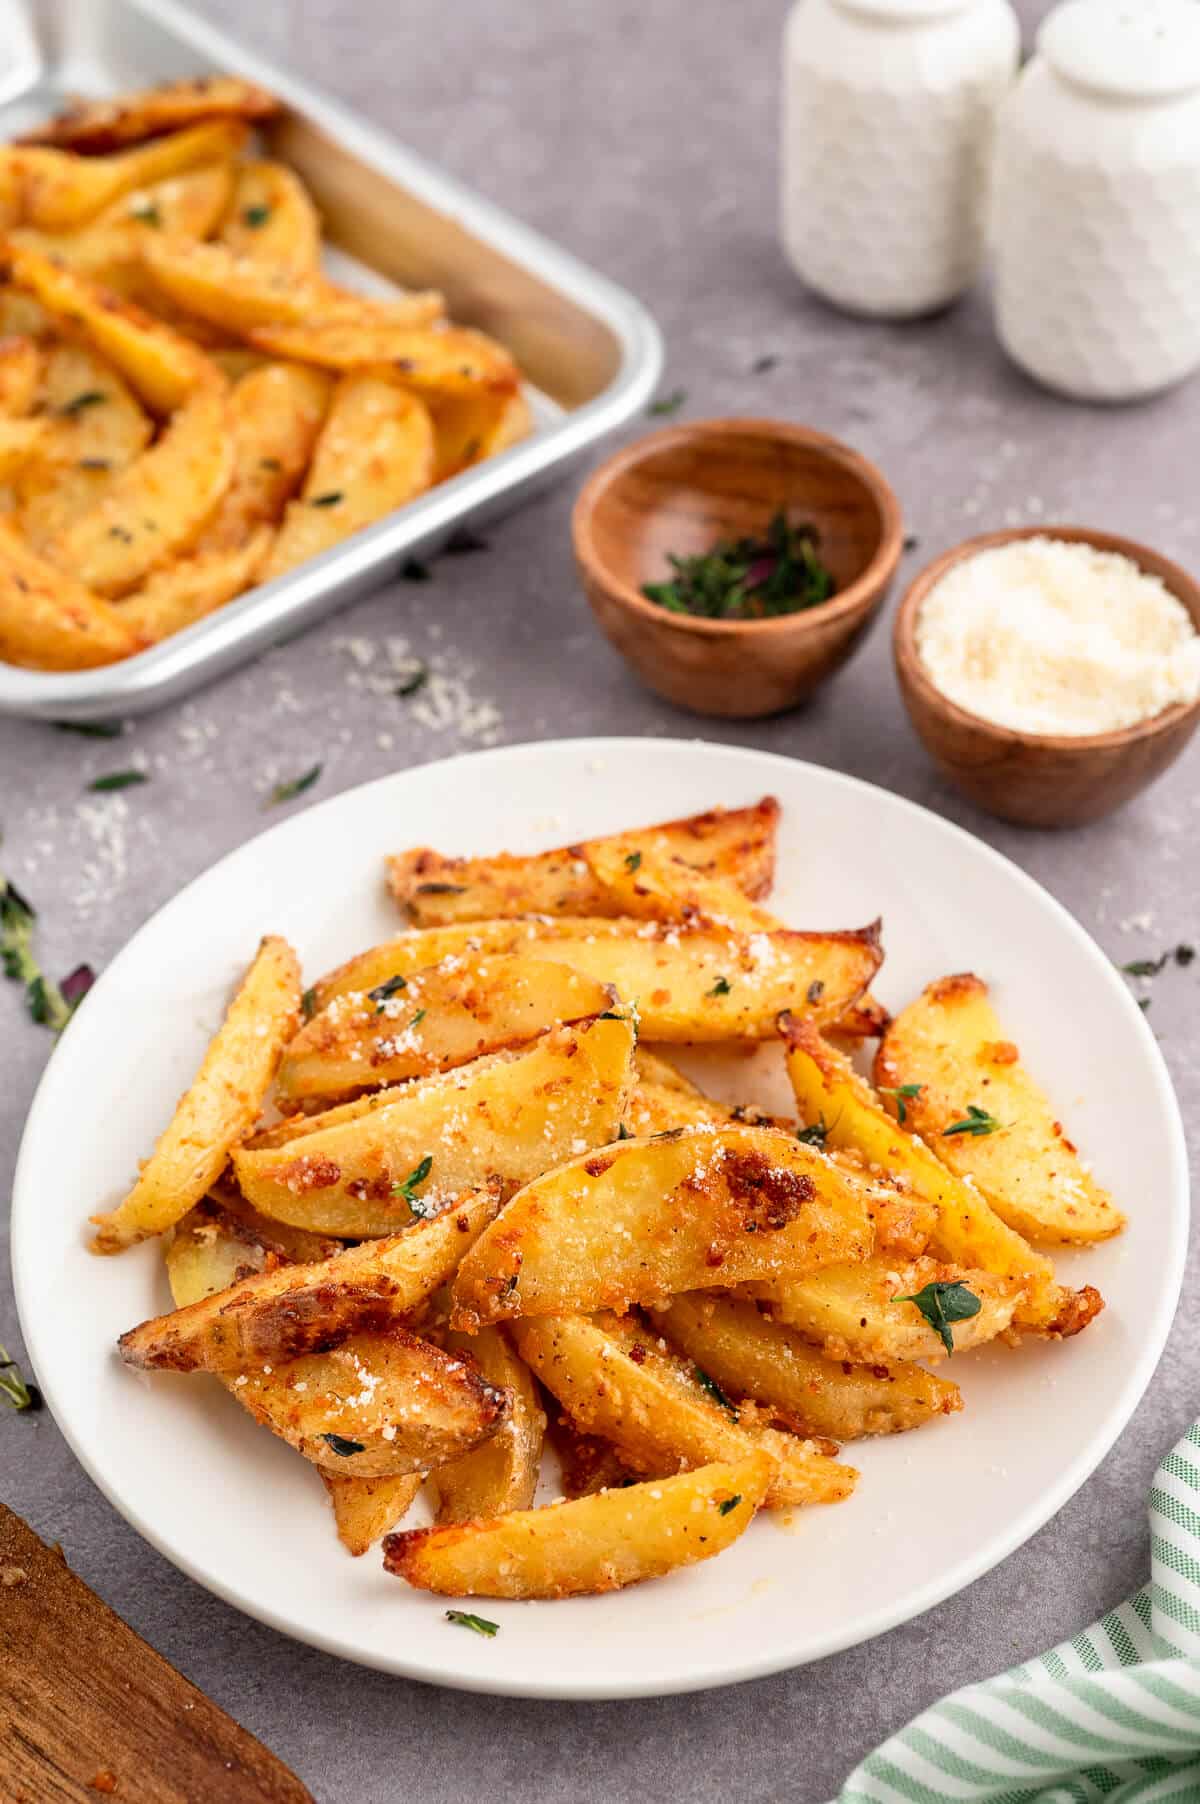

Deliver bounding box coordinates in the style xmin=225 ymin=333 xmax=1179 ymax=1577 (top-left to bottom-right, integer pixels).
xmin=992 ymin=0 xmax=1200 ymax=403
xmin=780 ymin=0 xmax=1019 ymax=320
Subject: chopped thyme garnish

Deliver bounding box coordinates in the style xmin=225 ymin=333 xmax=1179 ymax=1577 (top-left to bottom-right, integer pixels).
xmin=796 ymin=1117 xmax=828 ymax=1148
xmin=1122 ymin=946 xmax=1195 ymax=978
xmin=414 ymin=882 xmax=466 ymax=896
xmin=242 ymin=203 xmax=272 ymax=227
xmin=694 ymin=1367 xmax=738 ymax=1420
xmin=897 ymin=1280 xmax=981 ymax=1356
xmin=60 ymin=390 xmax=105 ymax=416
xmin=445 ymin=527 xmax=489 ymax=554
xmin=618 ymin=1122 xmax=633 ymax=1139
xmin=706 ymin=976 xmax=731 ymax=997
xmin=53 ymin=719 xmax=121 ymax=738
xmin=130 ymin=200 xmax=162 ymax=226
xmin=320 ymin=1433 xmax=365 ymax=1457
xmin=267 ymin=764 xmax=322 ymax=806
xmin=806 ymin=979 xmax=824 ymax=1006
xmin=1 ymin=870 xmax=92 ymax=1032
xmin=0 ymin=1345 xmax=40 ymax=1411
xmin=643 ymin=512 xmax=835 ymax=622
xmin=446 ymin=1610 xmax=498 ymax=1637
xmin=88 ymin=770 xmax=146 ymax=793
xmin=370 ymin=974 xmax=408 ymax=1009
xmin=751 ymin=353 xmax=778 ymax=373
xmin=78 ymin=457 xmax=111 ymax=471
xmin=300 ymin=986 xmax=317 ymax=1021
xmin=259 ymin=456 xmax=281 ymax=472
xmin=942 ymin=1104 xmax=1005 ymax=1138
xmin=393 ymin=1155 xmax=434 ymax=1216
xmin=624 ymin=851 xmax=642 ymax=873
xmin=309 ymin=491 xmax=343 ymax=508
xmin=396 ymin=665 xmax=428 ymax=698
xmin=879 ymin=1083 xmax=922 ymax=1125
xmin=647 ymin=387 xmax=685 ymax=416
xmin=409 ymin=1008 xmax=427 ymax=1030
xmin=717 ymin=1493 xmax=742 ymax=1516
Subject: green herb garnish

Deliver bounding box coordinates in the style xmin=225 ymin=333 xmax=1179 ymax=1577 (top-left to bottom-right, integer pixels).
xmin=408 ymin=1008 xmax=427 ymax=1031
xmin=267 ymin=764 xmax=322 ymax=806
xmin=369 ymin=973 xmax=407 ymax=1009
xmin=897 ymin=1281 xmax=981 ymax=1356
xmin=806 ymin=979 xmax=824 ymax=1006
xmin=647 ymin=388 xmax=685 ymax=416
xmin=393 ymin=1155 xmax=434 ymax=1216
xmin=796 ymin=1117 xmax=828 ymax=1149
xmin=53 ymin=719 xmax=122 ymax=738
xmin=242 ymin=203 xmax=272 ymax=227
xmin=320 ymin=1433 xmax=365 ymax=1457
xmin=751 ymin=354 xmax=778 ymax=373
xmin=60 ymin=390 xmax=105 ymax=416
xmin=618 ymin=1123 xmax=633 ymax=1140
xmin=624 ymin=851 xmax=642 ymax=873
xmin=309 ymin=491 xmax=343 ymax=508
xmin=642 ymin=512 xmax=835 ymax=622
xmin=130 ymin=200 xmax=162 ymax=226
xmin=943 ymin=1104 xmax=1005 ymax=1138
xmin=1 ymin=873 xmax=89 ymax=1032
xmin=300 ymin=986 xmax=317 ymax=1021
xmin=879 ymin=1083 xmax=923 ymax=1125
xmin=717 ymin=1494 xmax=742 ymax=1516
xmin=0 ymin=1345 xmax=40 ymax=1411
xmin=707 ymin=976 xmax=731 ymax=997
xmin=396 ymin=665 xmax=428 ymax=698
xmin=88 ymin=770 xmax=146 ymax=793
xmin=1122 ymin=955 xmax=1169 ymax=978
xmin=694 ymin=1367 xmax=738 ymax=1420
xmin=446 ymin=1610 xmax=498 ymax=1637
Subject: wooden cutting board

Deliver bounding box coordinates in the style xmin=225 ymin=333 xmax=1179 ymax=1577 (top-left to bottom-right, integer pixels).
xmin=0 ymin=1502 xmax=314 ymax=1803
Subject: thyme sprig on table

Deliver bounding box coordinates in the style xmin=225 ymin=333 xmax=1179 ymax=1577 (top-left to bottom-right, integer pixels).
xmin=1 ymin=869 xmax=94 ymax=1031
xmin=642 ymin=512 xmax=835 ymax=622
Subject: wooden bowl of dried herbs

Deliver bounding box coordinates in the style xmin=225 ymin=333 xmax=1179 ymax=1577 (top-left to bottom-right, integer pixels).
xmin=572 ymin=418 xmax=903 ymax=717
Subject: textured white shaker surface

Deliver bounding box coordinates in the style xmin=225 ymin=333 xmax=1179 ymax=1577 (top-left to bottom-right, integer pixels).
xmin=992 ymin=0 xmax=1200 ymax=403
xmin=780 ymin=0 xmax=1018 ymax=320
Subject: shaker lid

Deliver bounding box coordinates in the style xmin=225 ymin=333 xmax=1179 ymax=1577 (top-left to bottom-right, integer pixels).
xmin=1039 ymin=0 xmax=1200 ymax=99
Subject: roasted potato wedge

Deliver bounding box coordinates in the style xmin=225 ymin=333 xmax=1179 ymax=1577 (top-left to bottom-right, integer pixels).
xmin=386 ymin=1453 xmax=769 ymax=1600
xmin=0 ymin=518 xmax=142 ymax=670
xmin=20 ymin=76 xmax=280 ymax=153
xmin=277 ymin=953 xmax=614 ymax=1103
xmin=260 ymin=376 xmax=434 ymax=581
xmin=875 ymin=974 xmax=1127 ymax=1246
xmin=0 ymin=334 xmax=41 ymax=414
xmin=429 ymin=1326 xmax=546 ymax=1523
xmin=232 ymin=1008 xmax=636 ymax=1237
xmin=116 ymin=528 xmax=271 ymax=641
xmin=452 ymin=1125 xmax=875 ymax=1328
xmin=220 ymin=159 xmax=321 ymax=271
xmin=652 ymin=1292 xmax=962 ymax=1440
xmin=248 ymin=317 xmax=519 ymax=398
xmin=194 ymin=361 xmax=331 ymax=553
xmin=386 ymin=798 xmax=780 ymax=925
xmin=10 ymin=162 xmax=236 ymax=289
xmin=584 ymin=840 xmax=777 ymax=931
xmin=16 ymin=120 xmax=248 ymax=231
xmin=323 ymin=1471 xmax=422 ymax=1557
xmin=16 ymin=340 xmax=153 ymax=551
xmin=0 ymin=415 xmax=48 ymax=477
xmin=430 ymin=388 xmax=531 ymax=482
xmin=512 ymin=1311 xmax=856 ymax=1509
xmin=91 ymin=935 xmax=300 ymax=1253
xmin=750 ymin=1255 xmax=1026 ymax=1365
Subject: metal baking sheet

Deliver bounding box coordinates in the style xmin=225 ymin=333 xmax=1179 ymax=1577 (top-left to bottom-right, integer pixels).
xmin=0 ymin=0 xmax=663 ymax=719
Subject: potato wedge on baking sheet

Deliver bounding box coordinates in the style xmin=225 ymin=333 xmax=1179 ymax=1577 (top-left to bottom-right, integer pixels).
xmin=749 ymin=1254 xmax=1026 ymax=1365
xmin=232 ymin=1008 xmax=636 ymax=1237
xmin=16 ymin=120 xmax=248 ymax=231
xmin=277 ymin=953 xmax=614 ymax=1103
xmin=0 ymin=415 xmax=48 ymax=477
xmin=652 ymin=1293 xmax=961 ymax=1441
xmin=247 ymin=317 xmax=519 ymax=398
xmin=259 ymin=375 xmax=434 ymax=582
xmin=451 ymin=1125 xmax=875 ymax=1329
xmin=429 ymin=1326 xmax=546 ymax=1524
xmin=118 ymin=1183 xmax=501 ymax=1372
xmin=323 ymin=1471 xmax=422 ymax=1557
xmin=16 ymin=340 xmax=154 ymax=552
xmin=220 ymin=160 xmax=321 ymax=272
xmin=386 ymin=798 xmax=780 ymax=925
xmin=91 ymin=935 xmax=299 ymax=1253
xmin=511 ymin=1311 xmax=855 ymax=1510
xmin=875 ymin=974 xmax=1127 ymax=1247
xmin=312 ymin=916 xmax=881 ymax=1042
xmin=386 ymin=1453 xmax=769 ymax=1600
xmin=19 ymin=76 xmax=281 ymax=153
xmin=10 ymin=162 xmax=235 ymax=291
xmin=195 ymin=362 xmax=331 ymax=554
xmin=0 ymin=518 xmax=142 ymax=670
xmin=117 ymin=528 xmax=271 ymax=642
xmin=430 ymin=388 xmax=532 ymax=483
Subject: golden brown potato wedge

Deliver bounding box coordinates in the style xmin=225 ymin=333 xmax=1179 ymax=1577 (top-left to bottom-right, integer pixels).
xmin=116 ymin=528 xmax=270 ymax=641
xmin=195 ymin=361 xmax=331 ymax=553
xmin=512 ymin=1311 xmax=855 ymax=1510
xmin=118 ymin=1184 xmax=502 ymax=1372
xmin=452 ymin=1124 xmax=875 ymax=1330
xmin=386 ymin=798 xmax=780 ymax=925
xmin=91 ymin=935 xmax=300 ymax=1253
xmin=875 ymin=975 xmax=1126 ymax=1247
xmin=220 ymin=159 xmax=321 ymax=272
xmin=584 ymin=840 xmax=777 ymax=931
xmin=430 ymin=388 xmax=531 ymax=482
xmin=248 ymin=317 xmax=519 ymax=398
xmin=312 ymin=916 xmax=881 ymax=1042
xmin=652 ymin=1293 xmax=961 ymax=1441
xmin=429 ymin=1326 xmax=546 ymax=1524
xmin=750 ymin=1254 xmax=1026 ymax=1365
xmin=232 ymin=1008 xmax=636 ymax=1237
xmin=9 ymin=162 xmax=236 ymax=289
xmin=16 ymin=340 xmax=154 ymax=551
xmin=0 ymin=334 xmax=41 ymax=414
xmin=277 ymin=953 xmax=614 ymax=1103
xmin=16 ymin=120 xmax=248 ymax=231
xmin=20 ymin=77 xmax=280 ymax=153
xmin=259 ymin=376 xmax=434 ymax=581
xmin=546 ymin=1413 xmax=643 ymax=1499
xmin=622 ymin=1078 xmax=741 ymax=1138
xmin=0 ymin=415 xmax=48 ymax=477
xmin=385 ymin=1453 xmax=770 ymax=1599
xmin=0 ymin=518 xmax=143 ymax=670
xmin=323 ymin=1471 xmax=422 ymax=1557
xmin=0 ymin=286 xmax=50 ymax=338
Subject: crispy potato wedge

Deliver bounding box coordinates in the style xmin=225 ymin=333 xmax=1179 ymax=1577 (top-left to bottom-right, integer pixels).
xmin=512 ymin=1312 xmax=855 ymax=1509
xmin=91 ymin=935 xmax=300 ymax=1253
xmin=386 ymin=1453 xmax=769 ymax=1600
xmin=8 ymin=242 xmax=215 ymax=411
xmin=429 ymin=1326 xmax=546 ymax=1524
xmin=451 ymin=1125 xmax=875 ymax=1329
xmin=390 ymin=1453 xmax=769 ymax=1599
xmin=0 ymin=151 xmax=19 ymax=231
xmin=16 ymin=340 xmax=154 ymax=550
xmin=832 ymin=992 xmax=892 ymax=1043
xmin=0 ymin=286 xmax=50 ymax=337
xmin=875 ymin=974 xmax=1127 ymax=1246
xmin=119 ymin=1184 xmax=502 ymax=1372
xmin=220 ymin=160 xmax=321 ymax=271
xmin=48 ymin=381 xmax=232 ymax=595
xmin=116 ymin=528 xmax=270 ymax=641
xmin=248 ymin=317 xmax=519 ymax=397
xmin=622 ymin=1078 xmax=740 ymax=1138
xmin=430 ymin=388 xmax=529 ymax=482
xmin=16 ymin=120 xmax=248 ymax=231
xmin=323 ymin=1471 xmax=422 ymax=1557
xmin=546 ymin=1413 xmax=643 ymax=1499
xmin=313 ymin=916 xmax=881 ymax=1042
xmin=277 ymin=953 xmax=614 ymax=1103
xmin=0 ymin=518 xmax=142 ymax=669
xmin=20 ymin=77 xmax=280 ymax=153
xmin=0 ymin=415 xmax=48 ymax=477
xmin=195 ymin=361 xmax=331 ymax=553
xmin=260 ymin=376 xmax=434 ymax=581
xmin=232 ymin=1009 xmax=636 ymax=1237
xmin=750 ymin=1254 xmax=1026 ymax=1365
xmin=386 ymin=798 xmax=780 ymax=925
xmin=584 ymin=840 xmax=777 ymax=931
xmin=9 ymin=162 xmax=236 ymax=289
xmin=0 ymin=334 xmax=41 ymax=414
xmin=652 ymin=1293 xmax=961 ymax=1440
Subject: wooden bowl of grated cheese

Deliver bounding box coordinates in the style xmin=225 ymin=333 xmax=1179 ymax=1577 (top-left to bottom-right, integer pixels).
xmin=894 ymin=525 xmax=1200 ymax=828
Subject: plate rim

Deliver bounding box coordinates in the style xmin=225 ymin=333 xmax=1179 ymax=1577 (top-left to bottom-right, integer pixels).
xmin=12 ymin=736 xmax=1189 ymax=1700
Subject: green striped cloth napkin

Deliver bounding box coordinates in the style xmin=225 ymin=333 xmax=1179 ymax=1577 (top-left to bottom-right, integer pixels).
xmin=836 ymin=1421 xmax=1200 ymax=1804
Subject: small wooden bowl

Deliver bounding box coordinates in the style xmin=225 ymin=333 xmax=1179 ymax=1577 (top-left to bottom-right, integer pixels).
xmin=895 ymin=525 xmax=1200 ymax=829
xmin=572 ymin=418 xmax=904 ymax=718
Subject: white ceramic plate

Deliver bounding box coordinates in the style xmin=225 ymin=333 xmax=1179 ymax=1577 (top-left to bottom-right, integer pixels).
xmin=13 ymin=738 xmax=1188 ymax=1700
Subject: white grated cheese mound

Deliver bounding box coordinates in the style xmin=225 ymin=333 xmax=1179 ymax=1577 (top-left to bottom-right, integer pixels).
xmin=915 ymin=536 xmax=1200 ymax=736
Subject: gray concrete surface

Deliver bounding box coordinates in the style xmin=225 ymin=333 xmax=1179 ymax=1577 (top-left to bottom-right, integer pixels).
xmin=2 ymin=2 xmax=1199 ymax=1799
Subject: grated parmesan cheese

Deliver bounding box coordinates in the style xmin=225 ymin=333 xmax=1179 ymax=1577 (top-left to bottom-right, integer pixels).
xmin=915 ymin=535 xmax=1200 ymax=736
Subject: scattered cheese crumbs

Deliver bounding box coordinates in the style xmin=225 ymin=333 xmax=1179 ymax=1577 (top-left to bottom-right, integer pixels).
xmin=916 ymin=535 xmax=1200 ymax=736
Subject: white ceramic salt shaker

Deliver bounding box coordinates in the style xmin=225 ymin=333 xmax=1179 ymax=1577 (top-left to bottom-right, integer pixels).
xmin=992 ymin=0 xmax=1200 ymax=403
xmin=780 ymin=0 xmax=1019 ymax=319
